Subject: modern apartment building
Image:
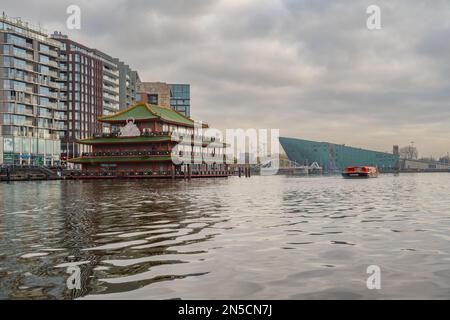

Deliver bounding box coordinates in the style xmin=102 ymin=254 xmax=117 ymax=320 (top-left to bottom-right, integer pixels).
xmin=0 ymin=14 xmax=63 ymax=165
xmin=50 ymin=32 xmax=139 ymax=159
xmin=137 ymin=82 xmax=191 ymax=117
xmin=93 ymin=49 xmax=121 ymax=116
xmin=50 ymin=32 xmax=104 ymax=159
xmin=116 ymin=61 xmax=139 ymax=110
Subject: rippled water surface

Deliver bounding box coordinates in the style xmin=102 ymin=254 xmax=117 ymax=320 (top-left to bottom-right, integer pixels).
xmin=0 ymin=174 xmax=449 ymax=299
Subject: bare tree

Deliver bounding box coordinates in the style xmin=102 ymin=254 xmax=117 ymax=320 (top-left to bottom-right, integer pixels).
xmin=399 ymin=145 xmax=418 ymax=159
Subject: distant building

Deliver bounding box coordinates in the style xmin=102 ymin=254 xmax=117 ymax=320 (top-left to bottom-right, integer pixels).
xmin=117 ymin=62 xmax=139 ymax=110
xmin=136 ymin=82 xmax=191 ymax=117
xmin=136 ymin=82 xmax=171 ymax=108
xmin=400 ymin=159 xmax=449 ymax=171
xmin=0 ymin=14 xmax=62 ymax=165
xmin=279 ymin=137 xmax=399 ymax=173
xmin=169 ymin=84 xmax=190 ymax=117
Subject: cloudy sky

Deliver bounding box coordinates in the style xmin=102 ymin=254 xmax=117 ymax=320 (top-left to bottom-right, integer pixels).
xmin=3 ymin=0 xmax=450 ymax=157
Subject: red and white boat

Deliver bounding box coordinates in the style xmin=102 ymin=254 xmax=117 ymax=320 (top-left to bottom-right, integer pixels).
xmin=342 ymin=166 xmax=378 ymax=178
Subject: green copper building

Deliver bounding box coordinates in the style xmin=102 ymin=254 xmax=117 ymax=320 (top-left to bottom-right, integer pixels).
xmin=279 ymin=137 xmax=399 ymax=173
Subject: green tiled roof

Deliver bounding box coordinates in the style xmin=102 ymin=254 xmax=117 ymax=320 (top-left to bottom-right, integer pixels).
xmin=98 ymin=103 xmax=196 ymax=126
xmin=69 ymin=156 xmax=172 ymax=164
xmin=149 ymin=104 xmax=194 ymax=126
xmin=99 ymin=104 xmax=158 ymax=122
xmin=78 ymin=135 xmax=172 ymax=145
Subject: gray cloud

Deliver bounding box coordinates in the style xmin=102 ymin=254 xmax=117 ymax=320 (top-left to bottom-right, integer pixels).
xmin=3 ymin=0 xmax=450 ymax=157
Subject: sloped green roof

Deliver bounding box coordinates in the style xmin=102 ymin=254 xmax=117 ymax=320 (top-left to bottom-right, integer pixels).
xmin=98 ymin=103 xmax=196 ymax=127
xmin=99 ymin=104 xmax=158 ymax=122
xmin=149 ymin=104 xmax=194 ymax=126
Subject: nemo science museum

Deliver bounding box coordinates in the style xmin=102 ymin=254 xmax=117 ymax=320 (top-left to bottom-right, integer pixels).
xmin=279 ymin=137 xmax=399 ymax=173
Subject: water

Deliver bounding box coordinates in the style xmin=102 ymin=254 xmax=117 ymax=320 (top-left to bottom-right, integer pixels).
xmin=0 ymin=174 xmax=449 ymax=299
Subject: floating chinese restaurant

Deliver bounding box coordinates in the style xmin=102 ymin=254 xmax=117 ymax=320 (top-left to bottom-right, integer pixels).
xmin=68 ymin=103 xmax=231 ymax=179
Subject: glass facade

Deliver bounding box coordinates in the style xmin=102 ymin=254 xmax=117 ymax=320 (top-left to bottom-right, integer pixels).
xmin=0 ymin=14 xmax=62 ymax=165
xmin=169 ymin=84 xmax=190 ymax=117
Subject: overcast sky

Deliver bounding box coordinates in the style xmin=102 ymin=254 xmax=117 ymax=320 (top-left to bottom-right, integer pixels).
xmin=3 ymin=0 xmax=450 ymax=157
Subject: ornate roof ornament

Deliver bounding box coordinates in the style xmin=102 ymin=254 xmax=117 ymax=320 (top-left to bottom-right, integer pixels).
xmin=119 ymin=117 xmax=141 ymax=137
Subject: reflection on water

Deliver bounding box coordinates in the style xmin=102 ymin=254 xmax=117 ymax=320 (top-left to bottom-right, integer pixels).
xmin=0 ymin=174 xmax=449 ymax=299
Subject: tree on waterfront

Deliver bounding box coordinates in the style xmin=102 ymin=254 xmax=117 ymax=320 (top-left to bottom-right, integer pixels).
xmin=399 ymin=145 xmax=419 ymax=159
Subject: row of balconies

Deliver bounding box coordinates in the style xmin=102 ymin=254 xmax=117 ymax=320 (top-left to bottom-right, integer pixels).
xmin=8 ymin=131 xmax=60 ymax=140
xmin=78 ymin=150 xmax=223 ymax=159
xmin=5 ymin=61 xmax=59 ymax=77
xmin=4 ymin=97 xmax=65 ymax=110
xmin=5 ymin=73 xmax=59 ymax=88
xmin=81 ymin=150 xmax=171 ymax=157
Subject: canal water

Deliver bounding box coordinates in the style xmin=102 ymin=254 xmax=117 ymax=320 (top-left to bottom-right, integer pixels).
xmin=0 ymin=174 xmax=449 ymax=299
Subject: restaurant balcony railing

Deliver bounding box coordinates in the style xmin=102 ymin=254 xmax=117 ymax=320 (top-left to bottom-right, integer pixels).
xmin=81 ymin=150 xmax=171 ymax=157
xmin=65 ymin=169 xmax=231 ymax=177
xmin=91 ymin=131 xmax=173 ymax=139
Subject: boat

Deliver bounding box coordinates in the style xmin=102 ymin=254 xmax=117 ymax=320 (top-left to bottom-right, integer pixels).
xmin=342 ymin=166 xmax=378 ymax=178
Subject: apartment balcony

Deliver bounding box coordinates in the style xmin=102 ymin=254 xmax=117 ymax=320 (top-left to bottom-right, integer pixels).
xmin=39 ymin=59 xmax=59 ymax=68
xmin=13 ymin=96 xmax=34 ymax=105
xmin=6 ymin=72 xmax=36 ymax=84
xmin=103 ymin=85 xmax=120 ymax=95
xmin=36 ymin=133 xmax=59 ymax=140
xmin=103 ymin=77 xmax=119 ymax=86
xmin=9 ymin=62 xmax=34 ymax=72
xmin=39 ymin=79 xmax=59 ymax=89
xmin=10 ymin=85 xmax=35 ymax=94
xmin=4 ymin=39 xmax=34 ymax=51
xmin=53 ymin=124 xmax=67 ymax=131
xmin=103 ymin=67 xmax=119 ymax=77
xmin=53 ymin=114 xmax=66 ymax=120
xmin=8 ymin=48 xmax=34 ymax=61
xmin=37 ymin=91 xmax=58 ymax=99
xmin=40 ymin=101 xmax=58 ymax=109
xmin=103 ymin=93 xmax=119 ymax=103
xmin=39 ymin=47 xmax=58 ymax=58
xmin=38 ymin=112 xmax=53 ymax=119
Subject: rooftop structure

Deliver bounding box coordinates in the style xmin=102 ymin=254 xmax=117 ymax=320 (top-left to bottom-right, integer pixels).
xmin=136 ymin=82 xmax=191 ymax=117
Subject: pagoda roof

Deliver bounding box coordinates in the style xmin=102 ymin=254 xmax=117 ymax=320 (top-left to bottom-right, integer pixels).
xmin=98 ymin=103 xmax=203 ymax=127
